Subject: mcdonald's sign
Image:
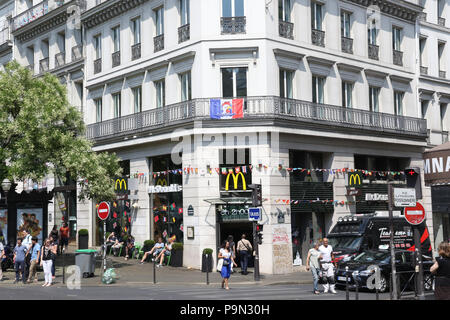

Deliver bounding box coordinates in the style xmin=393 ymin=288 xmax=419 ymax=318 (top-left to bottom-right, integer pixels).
xmin=348 ymin=172 xmax=362 ymax=187
xmin=114 ymin=178 xmax=129 ymax=194
xmin=156 ymin=178 xmax=168 ymax=186
xmin=225 ymin=172 xmax=247 ymax=191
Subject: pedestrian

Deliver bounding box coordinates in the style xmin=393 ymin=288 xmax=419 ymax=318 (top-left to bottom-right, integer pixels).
xmin=430 ymin=241 xmax=450 ymax=300
xmin=59 ymin=223 xmax=70 ymax=254
xmin=22 ymin=230 xmax=32 ymax=249
xmin=13 ymin=238 xmax=27 ymax=284
xmin=124 ymin=235 xmax=135 ymax=261
xmin=236 ymin=234 xmax=252 ymax=275
xmin=27 ymin=237 xmax=41 ymax=283
xmin=49 ymin=225 xmax=59 ymax=254
xmin=218 ymin=240 xmax=237 ymax=290
xmin=40 ymin=238 xmax=56 ymax=287
xmin=227 ymin=235 xmax=236 ymax=273
xmin=48 ymin=236 xmax=58 ymax=279
xmin=306 ymin=240 xmax=321 ymax=294
xmin=0 ymin=240 xmax=4 ymax=281
xmin=318 ymin=238 xmax=337 ymax=294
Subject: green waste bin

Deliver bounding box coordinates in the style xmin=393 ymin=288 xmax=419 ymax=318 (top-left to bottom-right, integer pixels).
xmin=75 ymin=249 xmax=97 ymax=278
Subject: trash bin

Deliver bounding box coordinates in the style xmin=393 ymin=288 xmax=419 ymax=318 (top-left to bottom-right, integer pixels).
xmin=75 ymin=249 xmax=97 ymax=278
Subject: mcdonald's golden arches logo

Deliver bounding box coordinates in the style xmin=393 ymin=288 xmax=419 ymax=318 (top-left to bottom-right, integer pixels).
xmin=115 ymin=178 xmax=127 ymax=191
xmin=156 ymin=178 xmax=168 ymax=186
xmin=348 ymin=172 xmax=362 ymax=187
xmin=225 ymin=172 xmax=247 ymax=191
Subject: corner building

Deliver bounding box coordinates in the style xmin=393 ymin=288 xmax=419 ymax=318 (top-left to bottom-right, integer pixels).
xmin=72 ymin=0 xmax=435 ymax=274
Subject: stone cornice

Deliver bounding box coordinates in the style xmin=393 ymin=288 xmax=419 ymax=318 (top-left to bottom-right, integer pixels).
xmin=81 ymin=0 xmax=150 ymax=29
xmin=345 ymin=0 xmax=423 ymax=22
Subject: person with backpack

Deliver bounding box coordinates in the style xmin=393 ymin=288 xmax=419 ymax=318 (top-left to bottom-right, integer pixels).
xmin=40 ymin=238 xmax=56 ymax=287
xmin=236 ymin=234 xmax=252 ymax=275
xmin=27 ymin=237 xmax=41 ymax=283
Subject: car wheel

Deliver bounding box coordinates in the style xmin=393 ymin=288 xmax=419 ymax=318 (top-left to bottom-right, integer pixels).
xmin=423 ymin=274 xmax=434 ymax=291
xmin=377 ymin=275 xmax=388 ymax=293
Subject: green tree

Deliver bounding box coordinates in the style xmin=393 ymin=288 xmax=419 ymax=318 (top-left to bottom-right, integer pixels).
xmin=0 ymin=61 xmax=121 ymax=201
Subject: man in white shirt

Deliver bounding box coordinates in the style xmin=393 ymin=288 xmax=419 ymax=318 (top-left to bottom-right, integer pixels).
xmin=319 ymin=238 xmax=337 ymax=294
xmin=22 ymin=230 xmax=32 ymax=249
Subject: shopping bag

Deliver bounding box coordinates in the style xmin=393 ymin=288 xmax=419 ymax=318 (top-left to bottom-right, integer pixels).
xmin=216 ymin=258 xmax=224 ymax=272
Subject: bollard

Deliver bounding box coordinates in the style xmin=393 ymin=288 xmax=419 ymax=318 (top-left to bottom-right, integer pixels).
xmin=354 ymin=272 xmax=359 ymax=300
xmin=153 ymin=257 xmax=156 ymax=284
xmin=62 ymin=247 xmax=65 ymax=284
xmin=389 ymin=274 xmax=393 ymax=300
xmin=206 ymin=254 xmax=210 ymax=285
xmin=345 ymin=266 xmax=349 ymax=301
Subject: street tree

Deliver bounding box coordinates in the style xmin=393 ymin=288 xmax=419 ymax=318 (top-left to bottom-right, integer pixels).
xmin=0 ymin=61 xmax=121 ymax=201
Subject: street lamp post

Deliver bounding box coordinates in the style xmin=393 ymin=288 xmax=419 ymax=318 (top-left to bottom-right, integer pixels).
xmin=1 ymin=179 xmax=12 ymax=205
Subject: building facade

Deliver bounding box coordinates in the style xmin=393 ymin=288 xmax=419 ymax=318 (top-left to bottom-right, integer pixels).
xmin=1 ymin=0 xmax=448 ymax=274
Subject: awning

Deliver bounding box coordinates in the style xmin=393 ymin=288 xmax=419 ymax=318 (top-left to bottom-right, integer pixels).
xmin=424 ymin=141 xmax=450 ymax=186
xmin=203 ymin=197 xmax=253 ymax=205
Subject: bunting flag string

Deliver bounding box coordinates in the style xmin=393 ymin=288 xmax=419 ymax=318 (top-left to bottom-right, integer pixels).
xmin=274 ymin=199 xmax=390 ymax=206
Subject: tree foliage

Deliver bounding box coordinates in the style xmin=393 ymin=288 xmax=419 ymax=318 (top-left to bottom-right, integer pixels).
xmin=0 ymin=61 xmax=121 ymax=201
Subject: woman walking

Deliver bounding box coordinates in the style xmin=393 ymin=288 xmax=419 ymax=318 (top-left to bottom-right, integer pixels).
xmin=40 ymin=238 xmax=56 ymax=287
xmin=305 ymin=241 xmax=321 ymax=294
xmin=218 ymin=240 xmax=237 ymax=290
xmin=430 ymin=241 xmax=450 ymax=300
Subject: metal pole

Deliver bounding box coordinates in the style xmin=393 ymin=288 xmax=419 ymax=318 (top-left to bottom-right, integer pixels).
xmin=206 ymin=254 xmax=210 ymax=285
xmin=153 ymin=256 xmax=156 ymax=284
xmin=388 ymin=184 xmax=398 ymax=300
xmin=253 ymin=221 xmax=260 ymax=281
xmin=345 ymin=266 xmax=349 ymax=300
xmin=354 ymin=273 xmax=359 ymax=300
xmin=103 ymin=221 xmax=106 ymax=273
xmin=414 ymin=226 xmax=425 ymax=300
xmin=62 ymin=247 xmax=65 ymax=284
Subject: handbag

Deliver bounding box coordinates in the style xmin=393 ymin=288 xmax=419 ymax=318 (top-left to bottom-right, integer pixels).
xmin=222 ymin=259 xmax=230 ymax=266
xmin=216 ymin=258 xmax=224 ymax=272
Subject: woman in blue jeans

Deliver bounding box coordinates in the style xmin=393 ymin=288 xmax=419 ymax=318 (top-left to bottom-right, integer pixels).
xmin=306 ymin=241 xmax=321 ymax=294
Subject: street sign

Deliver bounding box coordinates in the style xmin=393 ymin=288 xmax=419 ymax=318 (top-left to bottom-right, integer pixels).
xmin=404 ymin=202 xmax=426 ymax=225
xmin=394 ymin=188 xmax=416 ymax=207
xmin=97 ymin=201 xmax=110 ymax=220
xmin=187 ymin=205 xmax=194 ymax=216
xmin=248 ymin=207 xmax=261 ymax=221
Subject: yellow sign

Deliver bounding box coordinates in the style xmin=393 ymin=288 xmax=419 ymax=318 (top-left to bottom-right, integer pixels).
xmin=225 ymin=172 xmax=247 ymax=191
xmin=348 ymin=173 xmax=362 ymax=187
xmin=115 ymin=178 xmax=127 ymax=191
xmin=156 ymin=178 xmax=168 ymax=186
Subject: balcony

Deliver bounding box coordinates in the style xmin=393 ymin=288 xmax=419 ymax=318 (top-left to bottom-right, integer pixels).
xmin=279 ymin=21 xmax=294 ymax=40
xmin=393 ymin=50 xmax=403 ymax=66
xmin=12 ymin=0 xmax=67 ymax=32
xmin=311 ymin=29 xmax=325 ymax=47
xmin=86 ymin=96 xmax=427 ymax=142
xmin=112 ymin=51 xmax=120 ymax=68
xmin=419 ymin=12 xmax=427 ymax=22
xmin=0 ymin=27 xmax=10 ymax=46
xmin=55 ymin=52 xmax=65 ymax=68
xmin=71 ymin=44 xmax=83 ymax=62
xmin=154 ymin=34 xmax=164 ymax=52
xmin=132 ymin=43 xmax=141 ymax=60
xmin=438 ymin=17 xmax=446 ymax=27
xmin=439 ymin=70 xmax=446 ymax=78
xmin=420 ymin=66 xmax=428 ymax=75
xmin=94 ymin=58 xmax=102 ymax=74
xmin=39 ymin=57 xmax=49 ymax=73
xmin=221 ymin=16 xmax=246 ymax=34
xmin=341 ymin=37 xmax=353 ymax=54
xmin=368 ymin=44 xmax=379 ymax=60
xmin=178 ymin=24 xmax=190 ymax=43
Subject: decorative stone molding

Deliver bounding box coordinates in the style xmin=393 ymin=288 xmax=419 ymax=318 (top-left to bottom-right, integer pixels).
xmin=346 ymin=0 xmax=423 ymax=23
xmin=307 ymin=56 xmax=335 ymax=77
xmin=337 ymin=63 xmax=363 ymax=82
xmin=13 ymin=10 xmax=68 ymax=43
xmin=209 ymin=47 xmax=258 ymax=66
xmin=364 ymin=68 xmax=388 ymax=86
xmin=273 ymin=49 xmax=304 ymax=71
xmin=169 ymin=51 xmax=196 ymax=74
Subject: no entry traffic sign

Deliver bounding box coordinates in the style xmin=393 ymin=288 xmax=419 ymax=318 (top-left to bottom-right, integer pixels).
xmin=97 ymin=202 xmax=110 ymax=220
xmin=404 ymin=202 xmax=425 ymax=225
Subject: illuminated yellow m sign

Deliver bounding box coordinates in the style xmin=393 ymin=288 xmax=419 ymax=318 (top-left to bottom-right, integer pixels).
xmin=156 ymin=178 xmax=168 ymax=186
xmin=348 ymin=173 xmax=362 ymax=187
xmin=115 ymin=179 xmax=127 ymax=191
xmin=225 ymin=172 xmax=247 ymax=191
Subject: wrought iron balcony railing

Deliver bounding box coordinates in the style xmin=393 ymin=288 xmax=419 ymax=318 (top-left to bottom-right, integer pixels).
xmin=39 ymin=57 xmax=49 ymax=73
xmin=154 ymin=34 xmax=164 ymax=52
xmin=312 ymin=29 xmax=325 ymax=47
xmin=12 ymin=0 xmax=66 ymax=32
xmin=438 ymin=17 xmax=446 ymax=27
xmin=341 ymin=37 xmax=353 ymax=54
xmin=112 ymin=51 xmax=120 ymax=67
xmin=279 ymin=21 xmax=294 ymax=40
xmin=439 ymin=70 xmax=446 ymax=79
xmin=393 ymin=50 xmax=403 ymax=66
xmin=420 ymin=66 xmax=428 ymax=75
xmin=368 ymin=44 xmax=379 ymax=60
xmin=178 ymin=24 xmax=190 ymax=43
xmin=55 ymin=52 xmax=65 ymax=68
xmin=132 ymin=43 xmax=141 ymax=60
xmin=221 ymin=16 xmax=246 ymax=34
xmin=86 ymin=96 xmax=427 ymax=141
xmin=71 ymin=44 xmax=83 ymax=62
xmin=94 ymin=58 xmax=102 ymax=74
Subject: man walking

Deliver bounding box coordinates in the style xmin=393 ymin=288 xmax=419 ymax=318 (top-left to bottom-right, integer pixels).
xmin=59 ymin=223 xmax=70 ymax=254
xmin=318 ymin=238 xmax=337 ymax=294
xmin=13 ymin=238 xmax=28 ymax=284
xmin=27 ymin=237 xmax=41 ymax=283
xmin=236 ymin=234 xmax=252 ymax=275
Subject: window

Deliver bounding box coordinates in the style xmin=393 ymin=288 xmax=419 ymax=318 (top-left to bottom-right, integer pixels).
xmin=394 ymin=91 xmax=403 ymax=116
xmin=311 ymin=2 xmax=323 ymax=30
xmin=95 ymin=98 xmax=102 ymax=123
xmin=342 ymin=81 xmax=353 ymax=108
xmin=392 ymin=27 xmax=402 ymax=51
xmin=312 ymin=76 xmax=325 ymax=104
xmin=421 ymin=100 xmax=428 ymax=119
xmin=94 ymin=34 xmax=101 ymax=59
xmin=441 ymin=103 xmax=447 ymax=131
xmin=222 ymin=0 xmax=244 ymax=17
xmin=341 ymin=11 xmax=351 ymax=38
xmin=155 ymin=7 xmax=164 ymax=36
xmin=180 ymin=72 xmax=191 ymax=101
xmin=419 ymin=38 xmax=426 ymax=66
xmin=368 ymin=20 xmax=377 ymax=45
xmin=438 ymin=0 xmax=444 ymax=18
xmin=369 ymin=87 xmax=380 ymax=112
xmin=221 ymin=67 xmax=247 ymax=98
xmin=155 ymin=80 xmax=165 ymax=108
xmin=131 ymin=17 xmax=141 ymax=45
xmin=132 ymin=87 xmax=142 ymax=113
xmin=279 ymin=0 xmax=291 ymax=22
xmin=438 ymin=42 xmax=445 ymax=72
xmin=180 ymin=0 xmax=190 ymax=25
xmin=112 ymin=26 xmax=120 ymax=53
xmin=279 ymin=69 xmax=293 ymax=99
xmin=113 ymin=93 xmax=121 ymax=118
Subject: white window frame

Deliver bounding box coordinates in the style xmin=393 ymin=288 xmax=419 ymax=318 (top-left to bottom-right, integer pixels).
xmin=341 ymin=10 xmax=351 ymax=38
xmin=155 ymin=80 xmax=165 ymax=108
xmin=221 ymin=67 xmax=248 ymax=98
xmin=95 ymin=98 xmax=102 ymax=123
xmin=131 ymin=17 xmax=141 ymax=45
xmin=279 ymin=0 xmax=291 ymax=22
xmin=112 ymin=26 xmax=120 ymax=53
xmin=112 ymin=92 xmax=121 ymax=118
xmin=342 ymin=81 xmax=353 ymax=108
xmin=94 ymin=34 xmax=102 ymax=60
xmin=369 ymin=86 xmax=380 ymax=112
xmin=132 ymin=86 xmax=142 ymax=113
xmin=312 ymin=75 xmax=325 ymax=104
xmin=394 ymin=91 xmax=403 ymax=116
xmin=155 ymin=7 xmax=164 ymax=36
xmin=222 ymin=0 xmax=245 ymax=18
xmin=180 ymin=0 xmax=190 ymax=26
xmin=392 ymin=26 xmax=402 ymax=51
xmin=311 ymin=2 xmax=323 ymax=31
xmin=180 ymin=71 xmax=191 ymax=102
xmin=280 ymin=69 xmax=294 ymax=99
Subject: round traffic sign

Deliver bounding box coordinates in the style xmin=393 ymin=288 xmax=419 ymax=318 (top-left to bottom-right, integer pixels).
xmin=97 ymin=202 xmax=110 ymax=220
xmin=404 ymin=202 xmax=425 ymax=225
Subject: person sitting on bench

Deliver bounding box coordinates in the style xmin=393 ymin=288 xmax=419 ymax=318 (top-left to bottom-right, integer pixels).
xmin=155 ymin=236 xmax=175 ymax=267
xmin=140 ymin=238 xmax=164 ymax=264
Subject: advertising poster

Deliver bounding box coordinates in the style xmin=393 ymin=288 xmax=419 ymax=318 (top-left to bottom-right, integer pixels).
xmin=0 ymin=209 xmax=7 ymax=244
xmin=17 ymin=208 xmax=43 ymax=243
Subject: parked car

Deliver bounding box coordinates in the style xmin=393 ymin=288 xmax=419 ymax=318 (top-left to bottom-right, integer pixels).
xmin=335 ymin=250 xmax=434 ymax=293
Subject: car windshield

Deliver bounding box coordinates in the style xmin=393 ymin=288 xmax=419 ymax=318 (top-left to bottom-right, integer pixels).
xmin=354 ymin=251 xmax=390 ymax=263
xmin=328 ymin=236 xmax=363 ymax=250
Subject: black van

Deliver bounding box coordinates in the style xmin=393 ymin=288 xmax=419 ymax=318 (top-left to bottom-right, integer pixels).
xmin=327 ymin=214 xmax=432 ymax=264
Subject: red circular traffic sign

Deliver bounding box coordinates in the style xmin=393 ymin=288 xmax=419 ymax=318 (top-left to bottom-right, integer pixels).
xmin=97 ymin=202 xmax=110 ymax=220
xmin=404 ymin=202 xmax=425 ymax=225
